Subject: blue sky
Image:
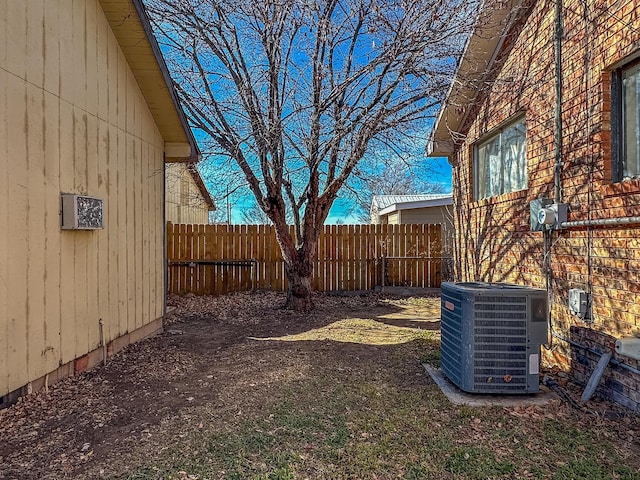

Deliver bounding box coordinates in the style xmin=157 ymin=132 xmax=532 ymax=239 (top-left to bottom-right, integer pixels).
xmin=211 ymin=154 xmax=453 ymax=225
xmin=325 ymin=197 xmax=363 ymax=224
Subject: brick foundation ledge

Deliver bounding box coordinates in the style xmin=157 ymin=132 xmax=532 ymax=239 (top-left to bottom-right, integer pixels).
xmin=0 ymin=317 xmax=164 ymax=410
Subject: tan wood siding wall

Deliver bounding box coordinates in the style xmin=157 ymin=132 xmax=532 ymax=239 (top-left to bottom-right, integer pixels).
xmin=165 ymin=163 xmax=210 ymax=224
xmin=0 ymin=0 xmax=165 ymax=396
xmin=398 ymin=206 xmax=450 ymax=225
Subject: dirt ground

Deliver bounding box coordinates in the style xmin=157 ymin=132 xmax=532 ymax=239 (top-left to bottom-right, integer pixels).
xmin=0 ymin=292 xmax=440 ymax=479
xmin=0 ymin=292 xmax=638 ymax=480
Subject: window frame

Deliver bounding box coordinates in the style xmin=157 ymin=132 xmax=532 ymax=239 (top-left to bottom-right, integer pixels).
xmin=611 ymin=58 xmax=640 ymax=183
xmin=472 ymin=115 xmax=527 ymax=201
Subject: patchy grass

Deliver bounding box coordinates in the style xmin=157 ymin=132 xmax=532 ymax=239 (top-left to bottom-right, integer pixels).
xmin=117 ymin=367 xmax=639 ymax=480
xmin=1 ymin=292 xmax=638 ymax=480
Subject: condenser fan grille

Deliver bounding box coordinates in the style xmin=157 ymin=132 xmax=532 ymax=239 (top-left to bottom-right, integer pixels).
xmin=473 ymin=297 xmax=529 ymax=391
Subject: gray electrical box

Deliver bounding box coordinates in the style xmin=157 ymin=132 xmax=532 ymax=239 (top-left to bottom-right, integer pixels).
xmin=543 ymin=203 xmax=568 ymax=230
xmin=530 ymin=199 xmax=568 ymax=231
xmin=568 ymin=288 xmax=588 ymax=319
xmin=61 ymin=194 xmax=104 ymax=230
xmin=440 ymin=282 xmax=548 ymax=394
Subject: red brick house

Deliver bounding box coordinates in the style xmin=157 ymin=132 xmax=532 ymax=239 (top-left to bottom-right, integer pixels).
xmin=429 ymin=0 xmax=640 ymax=409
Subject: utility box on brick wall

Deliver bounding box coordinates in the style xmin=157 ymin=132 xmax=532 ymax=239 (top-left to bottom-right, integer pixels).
xmin=530 ymin=198 xmax=553 ymax=231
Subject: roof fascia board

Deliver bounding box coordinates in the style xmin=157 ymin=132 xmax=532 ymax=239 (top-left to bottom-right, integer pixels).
xmin=187 ymin=164 xmax=216 ymax=211
xmin=165 ymin=142 xmax=193 ymax=162
xmin=378 ymin=197 xmax=454 ymax=215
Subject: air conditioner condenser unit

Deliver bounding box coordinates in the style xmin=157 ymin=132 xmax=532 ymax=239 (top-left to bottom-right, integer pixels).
xmin=440 ymin=282 xmax=548 ymax=394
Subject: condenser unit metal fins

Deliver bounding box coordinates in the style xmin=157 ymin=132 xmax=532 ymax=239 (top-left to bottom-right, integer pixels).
xmin=440 ymin=282 xmax=548 ymax=394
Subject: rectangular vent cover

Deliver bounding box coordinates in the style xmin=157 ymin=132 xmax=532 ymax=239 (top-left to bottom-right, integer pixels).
xmin=61 ymin=194 xmax=103 ymax=230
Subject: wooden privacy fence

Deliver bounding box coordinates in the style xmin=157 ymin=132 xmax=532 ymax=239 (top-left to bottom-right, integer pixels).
xmin=167 ymin=223 xmax=445 ymax=295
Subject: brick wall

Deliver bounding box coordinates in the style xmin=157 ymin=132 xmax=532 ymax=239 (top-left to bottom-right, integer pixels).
xmin=451 ymin=0 xmax=640 ymax=409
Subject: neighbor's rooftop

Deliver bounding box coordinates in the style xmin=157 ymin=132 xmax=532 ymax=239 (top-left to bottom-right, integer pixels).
xmin=371 ymin=194 xmax=453 ymax=216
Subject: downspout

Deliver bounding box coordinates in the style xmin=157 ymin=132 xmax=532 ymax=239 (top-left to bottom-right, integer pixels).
xmin=552 ymin=331 xmax=640 ymax=377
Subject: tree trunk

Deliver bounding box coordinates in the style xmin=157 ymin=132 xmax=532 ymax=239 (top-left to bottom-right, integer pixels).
xmin=284 ymin=261 xmax=314 ymax=312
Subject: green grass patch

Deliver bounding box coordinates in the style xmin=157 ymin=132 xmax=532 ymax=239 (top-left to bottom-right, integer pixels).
xmin=552 ymin=458 xmax=639 ymax=480
xmin=444 ymin=446 xmax=516 ymax=479
xmin=120 ymin=384 xmax=640 ymax=480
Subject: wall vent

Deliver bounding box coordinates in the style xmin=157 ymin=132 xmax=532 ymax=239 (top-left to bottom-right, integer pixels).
xmin=61 ymin=194 xmax=104 ymax=230
xmin=440 ymin=282 xmax=548 ymax=394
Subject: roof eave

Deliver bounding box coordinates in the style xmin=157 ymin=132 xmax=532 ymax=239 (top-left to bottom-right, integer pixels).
xmin=99 ymin=0 xmax=200 ymax=163
xmin=427 ymin=0 xmax=525 ymax=157
xmin=187 ymin=164 xmax=216 ymax=211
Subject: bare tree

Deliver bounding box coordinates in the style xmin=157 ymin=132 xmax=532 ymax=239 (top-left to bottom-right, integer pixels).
xmin=145 ymin=0 xmax=477 ymax=310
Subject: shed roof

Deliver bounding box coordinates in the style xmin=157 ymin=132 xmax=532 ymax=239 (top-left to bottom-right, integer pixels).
xmin=98 ymin=0 xmax=199 ymax=162
xmin=426 ymin=0 xmax=526 ymax=157
xmin=371 ymin=194 xmax=453 ymax=216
